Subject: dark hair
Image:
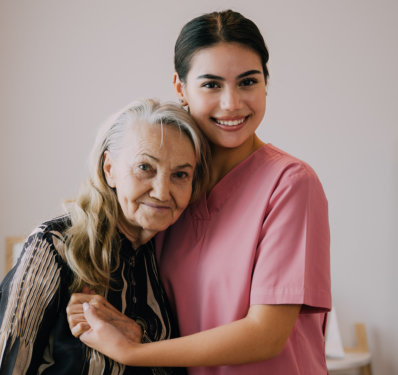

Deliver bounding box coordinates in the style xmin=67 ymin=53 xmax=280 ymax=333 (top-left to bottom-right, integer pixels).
xmin=174 ymin=9 xmax=269 ymax=83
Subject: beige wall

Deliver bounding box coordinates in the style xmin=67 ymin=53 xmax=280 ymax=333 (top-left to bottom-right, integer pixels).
xmin=1 ymin=0 xmax=397 ymax=373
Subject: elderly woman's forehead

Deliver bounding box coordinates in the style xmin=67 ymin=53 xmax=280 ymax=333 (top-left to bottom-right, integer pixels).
xmin=129 ymin=121 xmax=190 ymax=141
xmin=120 ymin=122 xmax=193 ymax=150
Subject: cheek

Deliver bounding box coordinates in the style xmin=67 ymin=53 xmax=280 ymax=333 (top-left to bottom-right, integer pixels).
xmin=116 ymin=181 xmax=144 ymax=208
xmin=118 ymin=194 xmax=136 ymax=215
xmin=175 ymin=186 xmax=193 ymax=209
xmin=251 ymin=91 xmax=266 ymax=112
xmin=188 ymin=94 xmax=213 ymax=114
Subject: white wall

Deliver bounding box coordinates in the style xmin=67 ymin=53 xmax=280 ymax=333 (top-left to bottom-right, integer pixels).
xmin=1 ymin=0 xmax=397 ymax=373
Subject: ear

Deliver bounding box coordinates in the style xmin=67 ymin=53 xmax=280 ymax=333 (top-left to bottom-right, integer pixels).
xmin=173 ymin=72 xmax=188 ymax=106
xmin=103 ymin=150 xmax=116 ymax=188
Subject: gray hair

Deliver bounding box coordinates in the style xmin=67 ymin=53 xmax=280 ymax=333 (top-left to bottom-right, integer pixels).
xmin=63 ymin=99 xmax=210 ymax=293
xmin=92 ymin=98 xmax=209 ymax=202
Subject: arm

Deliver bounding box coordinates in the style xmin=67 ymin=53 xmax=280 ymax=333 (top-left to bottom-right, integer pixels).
xmin=79 ymin=302 xmax=301 ymax=367
xmin=0 ymin=231 xmax=62 ymax=373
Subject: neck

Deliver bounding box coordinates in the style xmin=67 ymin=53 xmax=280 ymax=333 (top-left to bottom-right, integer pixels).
xmin=208 ymin=135 xmax=264 ymax=191
xmin=117 ymin=218 xmax=156 ymax=250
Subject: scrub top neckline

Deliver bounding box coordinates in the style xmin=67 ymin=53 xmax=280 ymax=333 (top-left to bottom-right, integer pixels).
xmin=193 ymin=143 xmax=272 ymax=218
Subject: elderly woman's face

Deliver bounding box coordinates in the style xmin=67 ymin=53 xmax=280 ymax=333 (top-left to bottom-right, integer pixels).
xmin=103 ymin=122 xmax=196 ymax=236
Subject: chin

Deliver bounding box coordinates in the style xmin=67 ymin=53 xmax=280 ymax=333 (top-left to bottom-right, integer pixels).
xmin=143 ymin=221 xmax=172 ymax=233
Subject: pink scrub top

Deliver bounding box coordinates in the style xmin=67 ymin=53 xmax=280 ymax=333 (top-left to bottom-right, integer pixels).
xmin=156 ymin=144 xmax=331 ymax=375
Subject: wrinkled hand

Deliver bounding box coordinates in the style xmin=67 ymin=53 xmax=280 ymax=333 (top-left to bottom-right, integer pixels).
xmin=81 ymin=302 xmax=142 ymax=365
xmin=66 ymin=286 xmax=95 ymax=337
xmin=66 ymin=287 xmax=143 ymax=343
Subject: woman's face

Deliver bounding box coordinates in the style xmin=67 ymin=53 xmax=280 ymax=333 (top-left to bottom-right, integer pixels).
xmin=103 ymin=123 xmax=196 ymax=237
xmin=175 ymin=42 xmax=267 ymax=150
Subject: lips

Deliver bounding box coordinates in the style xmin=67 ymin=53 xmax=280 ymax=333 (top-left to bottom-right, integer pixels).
xmin=211 ymin=115 xmax=250 ymax=130
xmin=142 ymin=202 xmax=171 ymax=210
xmin=216 ymin=117 xmax=246 ymax=126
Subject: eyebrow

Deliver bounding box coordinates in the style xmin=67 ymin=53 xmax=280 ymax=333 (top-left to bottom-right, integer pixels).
xmin=141 ymin=153 xmax=194 ymax=169
xmin=197 ymin=70 xmax=262 ymax=81
xmin=175 ymin=163 xmax=194 ymax=169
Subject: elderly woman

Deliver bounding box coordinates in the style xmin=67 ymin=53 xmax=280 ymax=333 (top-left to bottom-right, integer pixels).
xmin=0 ymin=99 xmax=209 ymax=374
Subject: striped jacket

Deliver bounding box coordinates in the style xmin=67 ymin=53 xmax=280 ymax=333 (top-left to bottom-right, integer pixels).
xmin=0 ymin=215 xmax=185 ymax=375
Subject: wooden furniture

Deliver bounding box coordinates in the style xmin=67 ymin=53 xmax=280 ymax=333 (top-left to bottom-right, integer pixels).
xmin=327 ymin=323 xmax=373 ymax=375
xmin=5 ymin=236 xmax=26 ymax=272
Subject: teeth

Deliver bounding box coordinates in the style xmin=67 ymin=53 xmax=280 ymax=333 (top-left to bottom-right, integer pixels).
xmin=216 ymin=118 xmax=245 ymax=126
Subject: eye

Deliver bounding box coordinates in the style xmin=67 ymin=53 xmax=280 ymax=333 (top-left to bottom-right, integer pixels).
xmin=201 ymin=81 xmax=221 ymax=89
xmin=138 ymin=163 xmax=152 ymax=171
xmin=172 ymin=170 xmax=193 ymax=183
xmin=174 ymin=171 xmax=189 ymax=179
xmin=239 ymin=77 xmax=258 ymax=87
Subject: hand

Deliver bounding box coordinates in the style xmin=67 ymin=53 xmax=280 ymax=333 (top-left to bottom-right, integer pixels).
xmin=66 ymin=288 xmax=143 ymax=343
xmin=66 ymin=286 xmax=95 ymax=337
xmin=80 ymin=302 xmax=142 ymax=365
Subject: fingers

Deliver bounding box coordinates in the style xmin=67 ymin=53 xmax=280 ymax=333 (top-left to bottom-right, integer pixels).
xmin=71 ymin=321 xmax=91 ymax=338
xmin=67 ymin=291 xmax=143 ymax=345
xmin=68 ymin=293 xmax=106 ymax=307
xmin=66 ymin=294 xmax=107 ymax=322
xmin=68 ymin=312 xmax=86 ymax=324
xmin=79 ymin=303 xmax=128 ymax=357
xmin=79 ymin=304 xmax=143 ymax=365
xmin=82 ymin=302 xmax=105 ymax=331
xmin=67 ymin=292 xmax=101 ymax=334
xmin=66 ymin=292 xmax=117 ymax=335
xmin=81 ymin=303 xmax=141 ymax=340
xmin=70 ymin=303 xmax=102 ymax=340
xmin=66 ymin=300 xmax=85 ymax=331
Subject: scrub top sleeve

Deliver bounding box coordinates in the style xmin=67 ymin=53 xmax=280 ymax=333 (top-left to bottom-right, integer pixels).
xmin=250 ymin=164 xmax=331 ymax=313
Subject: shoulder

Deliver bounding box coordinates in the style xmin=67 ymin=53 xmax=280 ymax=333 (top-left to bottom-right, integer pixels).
xmin=0 ymin=217 xmax=70 ymax=312
xmin=14 ymin=215 xmax=72 ymax=272
xmin=32 ymin=214 xmax=71 ymax=237
xmin=249 ymin=144 xmax=325 ymax=194
xmin=27 ymin=214 xmax=71 ymax=247
xmin=258 ymin=147 xmax=329 ymax=221
xmin=263 ymin=144 xmax=318 ymax=176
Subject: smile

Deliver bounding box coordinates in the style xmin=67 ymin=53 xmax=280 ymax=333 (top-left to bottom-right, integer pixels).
xmin=142 ymin=202 xmax=171 ymax=210
xmin=216 ymin=118 xmax=246 ymax=126
xmin=212 ymin=115 xmax=250 ymax=129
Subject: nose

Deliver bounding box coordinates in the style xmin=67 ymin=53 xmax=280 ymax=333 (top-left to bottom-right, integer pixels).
xmin=220 ymin=87 xmax=242 ymax=111
xmin=149 ymin=173 xmax=171 ymax=201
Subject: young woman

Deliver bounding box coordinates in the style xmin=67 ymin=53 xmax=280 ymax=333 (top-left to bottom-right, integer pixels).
xmin=67 ymin=10 xmax=331 ymax=374
xmin=0 ymin=99 xmax=209 ymax=374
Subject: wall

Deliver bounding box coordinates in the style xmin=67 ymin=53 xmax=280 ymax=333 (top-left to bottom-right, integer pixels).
xmin=1 ymin=0 xmax=397 ymax=373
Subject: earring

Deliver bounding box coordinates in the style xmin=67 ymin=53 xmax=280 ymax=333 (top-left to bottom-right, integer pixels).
xmin=179 ymin=98 xmax=188 ymax=107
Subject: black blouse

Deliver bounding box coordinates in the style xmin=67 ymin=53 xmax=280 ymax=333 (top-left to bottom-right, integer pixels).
xmin=0 ymin=215 xmax=186 ymax=375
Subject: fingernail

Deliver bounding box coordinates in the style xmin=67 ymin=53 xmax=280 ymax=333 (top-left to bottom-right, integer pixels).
xmin=83 ymin=302 xmax=89 ymax=311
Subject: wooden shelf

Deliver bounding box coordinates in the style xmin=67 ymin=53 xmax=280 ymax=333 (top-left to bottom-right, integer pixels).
xmin=327 ymin=352 xmax=372 ymax=371
xmin=326 ymin=323 xmax=373 ymax=375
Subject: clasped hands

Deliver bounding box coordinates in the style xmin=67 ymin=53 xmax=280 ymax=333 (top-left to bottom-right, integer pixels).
xmin=66 ymin=287 xmax=143 ymax=363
